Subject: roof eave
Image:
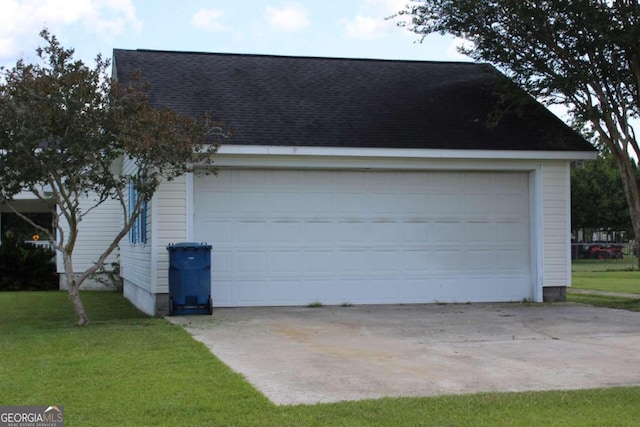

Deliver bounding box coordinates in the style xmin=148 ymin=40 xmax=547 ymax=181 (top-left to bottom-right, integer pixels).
xmin=216 ymin=144 xmax=598 ymax=161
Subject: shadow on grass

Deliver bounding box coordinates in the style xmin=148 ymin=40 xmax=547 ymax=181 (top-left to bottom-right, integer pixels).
xmin=0 ymin=291 xmax=150 ymax=331
xmin=567 ymin=292 xmax=640 ymax=312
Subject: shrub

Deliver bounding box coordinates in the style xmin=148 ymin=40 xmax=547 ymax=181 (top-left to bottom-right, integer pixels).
xmin=0 ymin=233 xmax=58 ymax=291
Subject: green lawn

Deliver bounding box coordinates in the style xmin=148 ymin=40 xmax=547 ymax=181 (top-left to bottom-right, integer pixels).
xmin=571 ymin=271 xmax=640 ymax=294
xmin=3 ymin=292 xmax=640 ymax=426
xmin=567 ymin=292 xmax=640 ymax=311
xmin=572 ymin=257 xmax=638 ymax=273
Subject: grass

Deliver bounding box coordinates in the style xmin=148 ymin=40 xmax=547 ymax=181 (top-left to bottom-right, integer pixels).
xmin=571 ymin=257 xmax=638 ymax=273
xmin=567 ymin=292 xmax=640 ymax=311
xmin=571 ymin=271 xmax=640 ymax=294
xmin=3 ymin=291 xmax=640 ymax=426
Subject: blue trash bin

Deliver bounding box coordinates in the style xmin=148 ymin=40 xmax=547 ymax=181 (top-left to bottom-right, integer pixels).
xmin=166 ymin=242 xmax=212 ymax=315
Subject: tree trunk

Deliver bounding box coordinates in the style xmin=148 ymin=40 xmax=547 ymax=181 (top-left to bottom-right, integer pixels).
xmin=614 ymin=154 xmax=640 ymax=269
xmin=68 ymin=282 xmax=89 ymax=326
xmin=62 ymin=251 xmax=90 ymax=326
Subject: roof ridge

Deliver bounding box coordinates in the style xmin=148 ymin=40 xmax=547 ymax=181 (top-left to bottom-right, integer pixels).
xmin=113 ymin=48 xmax=485 ymax=66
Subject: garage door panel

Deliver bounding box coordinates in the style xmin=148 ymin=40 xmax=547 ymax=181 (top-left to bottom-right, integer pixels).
xmin=433 ymin=194 xmax=464 ymax=215
xmin=369 ymin=251 xmax=402 ymax=273
xmin=437 ymin=277 xmax=467 ymax=301
xmin=303 ymin=221 xmax=334 ymax=242
xmin=267 ymin=193 xmax=301 ymax=215
xmin=496 ymin=249 xmax=529 ymax=271
xmin=212 ymin=251 xmax=234 ymax=275
xmin=369 ymin=193 xmax=401 ymax=214
xmin=435 ymin=222 xmax=466 ymax=243
xmin=336 ymin=221 xmax=369 ymax=243
xmin=466 ymin=222 xmax=496 ymax=242
xmin=336 ymin=193 xmax=369 ymax=214
xmin=212 ymin=280 xmax=233 ymax=303
xmin=432 ymin=173 xmax=465 ymax=189
xmin=496 ymin=222 xmax=528 ymax=242
xmin=465 ymin=250 xmax=496 ymax=271
xmin=336 ymin=171 xmax=368 ymax=187
xmin=335 ymin=250 xmax=369 ymax=272
xmin=267 ymin=280 xmax=302 ymax=304
xmin=304 ymin=250 xmax=334 ymax=273
xmin=371 ymin=222 xmax=402 ymax=243
xmin=197 ymin=191 xmax=232 ymax=213
xmin=496 ymin=194 xmax=528 ymax=216
xmin=269 ymin=170 xmax=301 ymax=187
xmin=402 ymin=250 xmax=434 ymax=272
xmin=204 ymin=221 xmax=233 ymax=243
xmin=269 ymin=251 xmax=300 ymax=274
xmin=235 ymin=251 xmax=267 ymax=274
xmin=268 ymin=221 xmax=300 ymax=242
xmin=435 ymin=250 xmax=465 ymax=272
xmin=402 ymin=278 xmax=440 ymax=300
xmin=466 ymin=194 xmax=492 ymax=215
xmin=496 ymin=173 xmax=528 ymax=191
xmin=303 ymin=193 xmax=334 ymax=214
xmin=234 ymin=170 xmax=268 ymax=186
xmin=234 ymin=192 xmax=266 ymax=215
xmin=403 ymin=194 xmax=433 ymax=214
xmin=402 ymin=222 xmax=433 ymax=242
xmin=465 ymin=172 xmax=493 ymax=189
xmin=306 ymin=279 xmax=336 ymax=301
xmin=236 ymin=280 xmax=267 ymax=304
xmin=195 ymin=169 xmax=532 ymax=306
xmin=338 ymin=279 xmax=368 ymax=301
xmin=234 ymin=221 xmax=267 ymax=243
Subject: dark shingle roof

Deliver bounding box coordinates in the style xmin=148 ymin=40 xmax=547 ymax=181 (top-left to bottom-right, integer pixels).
xmin=112 ymin=49 xmax=594 ymax=152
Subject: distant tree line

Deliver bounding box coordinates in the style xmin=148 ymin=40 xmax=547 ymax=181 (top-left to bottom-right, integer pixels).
xmin=571 ymin=152 xmax=637 ymax=242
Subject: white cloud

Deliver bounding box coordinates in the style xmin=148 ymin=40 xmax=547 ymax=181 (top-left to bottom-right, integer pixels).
xmin=192 ymin=8 xmax=226 ymax=32
xmin=265 ymin=4 xmax=309 ymax=32
xmin=363 ymin=0 xmax=411 ymax=14
xmin=343 ymin=0 xmax=410 ymax=40
xmin=83 ymin=0 xmax=143 ymax=37
xmin=344 ymin=15 xmax=385 ymax=40
xmin=0 ymin=37 xmax=17 ymax=59
xmin=0 ymin=0 xmax=141 ymax=63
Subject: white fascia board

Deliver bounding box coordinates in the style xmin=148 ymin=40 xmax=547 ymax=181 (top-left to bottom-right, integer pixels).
xmin=216 ymin=145 xmax=598 ymax=161
xmin=209 ymin=146 xmax=590 ymax=171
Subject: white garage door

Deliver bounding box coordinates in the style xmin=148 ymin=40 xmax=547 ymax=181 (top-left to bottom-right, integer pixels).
xmin=194 ymin=169 xmax=532 ymax=307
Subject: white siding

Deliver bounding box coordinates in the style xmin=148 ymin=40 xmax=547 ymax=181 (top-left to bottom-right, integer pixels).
xmin=56 ymin=194 xmax=121 ymax=288
xmin=120 ymin=157 xmax=152 ymax=292
xmin=542 ymin=161 xmax=571 ymax=286
xmin=154 ymin=175 xmax=188 ymax=293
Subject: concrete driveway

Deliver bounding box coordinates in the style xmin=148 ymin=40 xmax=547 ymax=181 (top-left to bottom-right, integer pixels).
xmin=168 ymin=303 xmax=640 ymax=405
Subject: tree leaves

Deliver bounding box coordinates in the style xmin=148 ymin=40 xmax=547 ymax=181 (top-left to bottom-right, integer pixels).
xmin=0 ymin=30 xmax=231 ymax=324
xmin=397 ymin=0 xmax=640 ymax=259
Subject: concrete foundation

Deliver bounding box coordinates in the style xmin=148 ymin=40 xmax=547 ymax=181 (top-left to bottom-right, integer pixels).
xmin=543 ymin=286 xmax=567 ymax=302
xmin=123 ymin=279 xmax=169 ymax=316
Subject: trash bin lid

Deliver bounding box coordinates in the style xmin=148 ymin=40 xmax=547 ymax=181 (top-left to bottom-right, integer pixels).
xmin=167 ymin=242 xmax=212 ymax=250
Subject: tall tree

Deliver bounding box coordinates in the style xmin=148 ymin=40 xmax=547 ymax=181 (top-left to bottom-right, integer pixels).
xmin=396 ymin=0 xmax=640 ymax=262
xmin=0 ymin=31 xmax=229 ymax=325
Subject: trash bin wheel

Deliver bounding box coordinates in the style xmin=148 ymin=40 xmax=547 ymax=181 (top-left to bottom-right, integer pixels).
xmin=207 ymin=295 xmax=213 ymax=315
xmin=169 ymin=296 xmax=175 ymax=316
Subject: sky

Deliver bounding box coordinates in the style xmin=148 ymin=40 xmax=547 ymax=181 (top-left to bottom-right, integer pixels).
xmin=0 ymin=0 xmax=471 ymax=70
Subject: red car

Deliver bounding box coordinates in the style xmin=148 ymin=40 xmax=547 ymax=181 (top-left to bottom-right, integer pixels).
xmin=587 ymin=245 xmax=624 ymax=259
